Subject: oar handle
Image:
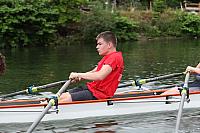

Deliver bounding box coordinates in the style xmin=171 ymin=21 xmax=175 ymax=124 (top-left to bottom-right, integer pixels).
xmin=183 ymin=72 xmax=190 ymax=88
xmin=56 ymin=80 xmax=71 ymax=96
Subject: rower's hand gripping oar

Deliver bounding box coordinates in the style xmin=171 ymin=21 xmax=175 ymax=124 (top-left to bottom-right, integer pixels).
xmin=118 ymin=72 xmax=184 ymax=88
xmin=27 ymin=79 xmax=71 ymax=133
xmin=175 ymin=72 xmax=190 ymax=133
xmin=0 ymin=80 xmax=67 ymax=99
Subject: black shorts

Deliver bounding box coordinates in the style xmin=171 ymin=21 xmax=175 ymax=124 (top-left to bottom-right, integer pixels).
xmin=68 ymin=85 xmax=97 ymax=101
xmin=188 ymin=80 xmax=200 ymax=91
xmin=189 ymin=80 xmax=200 ymax=87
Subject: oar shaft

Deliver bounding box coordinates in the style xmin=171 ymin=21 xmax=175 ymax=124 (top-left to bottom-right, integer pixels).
xmin=118 ymin=83 xmax=133 ymax=88
xmin=118 ymin=72 xmax=184 ymax=88
xmin=175 ymin=93 xmax=186 ymax=133
xmin=27 ymin=103 xmax=52 ymax=133
xmin=175 ymin=72 xmax=190 ymax=133
xmin=145 ymin=73 xmax=184 ymax=83
xmin=56 ymin=80 xmax=71 ymax=96
xmin=0 ymin=80 xmax=67 ymax=99
xmin=183 ymin=73 xmax=190 ymax=88
xmin=36 ymin=80 xmax=67 ymax=89
xmin=0 ymin=90 xmax=27 ymax=99
xmin=27 ymin=80 xmax=71 ymax=133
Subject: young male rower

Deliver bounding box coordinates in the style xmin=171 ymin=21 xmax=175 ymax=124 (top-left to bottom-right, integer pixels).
xmin=60 ymin=31 xmax=124 ymax=102
xmin=162 ymin=63 xmax=200 ymax=95
xmin=0 ymin=53 xmax=6 ymax=75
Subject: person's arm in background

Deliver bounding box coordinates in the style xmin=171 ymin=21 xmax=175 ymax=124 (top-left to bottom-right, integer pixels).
xmin=0 ymin=53 xmax=6 ymax=75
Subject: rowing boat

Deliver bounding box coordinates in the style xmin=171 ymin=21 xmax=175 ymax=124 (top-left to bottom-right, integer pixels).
xmin=0 ymin=88 xmax=200 ymax=124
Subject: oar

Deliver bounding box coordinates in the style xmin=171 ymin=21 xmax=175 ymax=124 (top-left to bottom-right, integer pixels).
xmin=118 ymin=72 xmax=184 ymax=88
xmin=27 ymin=80 xmax=71 ymax=133
xmin=0 ymin=80 xmax=67 ymax=99
xmin=115 ymin=82 xmax=187 ymax=94
xmin=175 ymin=72 xmax=190 ymax=133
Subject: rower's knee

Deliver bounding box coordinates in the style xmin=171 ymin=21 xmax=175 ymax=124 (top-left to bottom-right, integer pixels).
xmin=59 ymin=92 xmax=72 ymax=102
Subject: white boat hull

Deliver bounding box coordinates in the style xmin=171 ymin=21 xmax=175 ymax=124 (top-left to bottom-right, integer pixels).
xmin=0 ymin=91 xmax=200 ymax=124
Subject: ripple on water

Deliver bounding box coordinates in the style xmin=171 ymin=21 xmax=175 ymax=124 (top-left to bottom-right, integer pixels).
xmin=0 ymin=109 xmax=200 ymax=133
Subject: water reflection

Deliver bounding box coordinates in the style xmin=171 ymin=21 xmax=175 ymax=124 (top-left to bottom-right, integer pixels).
xmin=94 ymin=120 xmax=118 ymax=128
xmin=93 ymin=120 xmax=117 ymax=133
xmin=0 ymin=39 xmax=199 ymax=94
xmin=0 ymin=108 xmax=200 ymax=132
xmin=95 ymin=131 xmax=115 ymax=133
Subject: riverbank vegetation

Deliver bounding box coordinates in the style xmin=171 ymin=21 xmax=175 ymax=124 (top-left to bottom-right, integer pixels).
xmin=0 ymin=0 xmax=199 ymax=48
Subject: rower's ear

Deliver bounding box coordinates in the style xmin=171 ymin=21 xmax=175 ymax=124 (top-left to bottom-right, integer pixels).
xmin=108 ymin=42 xmax=113 ymax=48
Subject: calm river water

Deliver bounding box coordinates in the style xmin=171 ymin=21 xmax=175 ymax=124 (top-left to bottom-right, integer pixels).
xmin=0 ymin=39 xmax=200 ymax=133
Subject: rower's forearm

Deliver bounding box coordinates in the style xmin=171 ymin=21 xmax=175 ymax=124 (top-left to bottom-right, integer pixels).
xmin=78 ymin=72 xmax=105 ymax=81
xmin=189 ymin=67 xmax=200 ymax=74
xmin=194 ymin=68 xmax=200 ymax=74
xmin=196 ymin=63 xmax=200 ymax=69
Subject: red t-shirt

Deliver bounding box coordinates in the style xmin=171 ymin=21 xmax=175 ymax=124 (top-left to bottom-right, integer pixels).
xmin=87 ymin=51 xmax=124 ymax=99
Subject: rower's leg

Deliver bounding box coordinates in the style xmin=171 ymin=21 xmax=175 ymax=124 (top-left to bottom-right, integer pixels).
xmin=59 ymin=92 xmax=72 ymax=102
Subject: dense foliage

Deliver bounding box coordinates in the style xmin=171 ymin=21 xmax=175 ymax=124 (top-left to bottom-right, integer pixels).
xmin=180 ymin=13 xmax=200 ymax=37
xmin=0 ymin=0 xmax=86 ymax=48
xmin=79 ymin=2 xmax=139 ymax=41
xmin=0 ymin=0 xmax=199 ymax=48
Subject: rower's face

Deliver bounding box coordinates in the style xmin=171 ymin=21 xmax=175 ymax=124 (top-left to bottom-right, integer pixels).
xmin=96 ymin=38 xmax=110 ymax=56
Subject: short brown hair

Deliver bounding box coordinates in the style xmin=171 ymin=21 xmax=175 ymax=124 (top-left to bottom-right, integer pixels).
xmin=96 ymin=31 xmax=117 ymax=47
xmin=0 ymin=53 xmax=6 ymax=75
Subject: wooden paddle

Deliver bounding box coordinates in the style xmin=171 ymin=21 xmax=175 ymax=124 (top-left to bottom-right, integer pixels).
xmin=118 ymin=72 xmax=185 ymax=88
xmin=175 ymin=72 xmax=190 ymax=133
xmin=0 ymin=80 xmax=67 ymax=99
xmin=27 ymin=80 xmax=71 ymax=133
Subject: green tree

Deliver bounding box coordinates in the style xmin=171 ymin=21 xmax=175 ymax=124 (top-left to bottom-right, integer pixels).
xmin=180 ymin=13 xmax=200 ymax=38
xmin=0 ymin=0 xmax=87 ymax=48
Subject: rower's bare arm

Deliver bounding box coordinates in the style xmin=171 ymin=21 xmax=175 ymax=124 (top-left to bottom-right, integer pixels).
xmin=186 ymin=63 xmax=200 ymax=74
xmin=74 ymin=65 xmax=112 ymax=81
xmin=194 ymin=67 xmax=200 ymax=74
xmin=88 ymin=66 xmax=97 ymax=73
xmin=196 ymin=63 xmax=200 ymax=69
xmin=69 ymin=66 xmax=98 ymax=83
